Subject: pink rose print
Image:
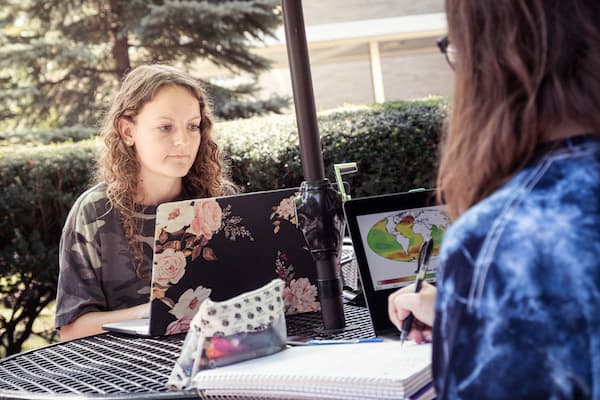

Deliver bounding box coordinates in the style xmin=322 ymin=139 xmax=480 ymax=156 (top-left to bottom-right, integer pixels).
xmin=271 ymin=195 xmax=298 ymax=234
xmin=169 ymin=286 xmax=212 ymax=319
xmin=189 ymin=199 xmax=222 ymax=240
xmin=154 ymin=248 xmax=186 ymax=286
xmin=284 ymin=277 xmax=320 ymax=314
xmin=156 ymin=204 xmax=194 ymax=232
xmin=276 ymin=197 xmax=296 ymax=219
xmin=165 ymin=316 xmax=192 ymax=335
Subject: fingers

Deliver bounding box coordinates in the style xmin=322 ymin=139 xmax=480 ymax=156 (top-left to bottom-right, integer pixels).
xmin=409 ymin=321 xmax=433 ymax=343
xmin=387 ymin=282 xmax=437 ymax=331
xmin=410 ymin=328 xmax=433 ymax=344
xmin=388 ymin=290 xmax=418 ymax=329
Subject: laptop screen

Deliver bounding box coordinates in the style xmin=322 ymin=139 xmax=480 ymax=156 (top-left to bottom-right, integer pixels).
xmin=344 ymin=189 xmax=451 ymax=335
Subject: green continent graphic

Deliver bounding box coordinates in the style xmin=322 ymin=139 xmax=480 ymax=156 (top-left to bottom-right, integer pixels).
xmin=366 ymin=220 xmax=402 ymax=253
xmin=366 ymin=210 xmax=449 ymax=262
xmin=366 ymin=221 xmax=422 ymax=261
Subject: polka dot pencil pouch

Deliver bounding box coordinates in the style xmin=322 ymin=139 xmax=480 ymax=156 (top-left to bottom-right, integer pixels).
xmin=167 ymin=278 xmax=287 ymax=390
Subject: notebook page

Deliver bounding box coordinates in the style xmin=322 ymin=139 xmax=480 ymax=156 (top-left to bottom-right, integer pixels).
xmin=192 ymin=341 xmax=432 ymax=400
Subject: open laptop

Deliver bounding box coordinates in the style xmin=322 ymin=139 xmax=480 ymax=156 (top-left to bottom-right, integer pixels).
xmin=343 ymin=189 xmax=451 ymax=338
xmin=103 ymin=188 xmax=319 ymax=337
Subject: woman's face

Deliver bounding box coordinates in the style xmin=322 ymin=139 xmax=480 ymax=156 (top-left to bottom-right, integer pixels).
xmin=128 ymin=85 xmax=202 ymax=185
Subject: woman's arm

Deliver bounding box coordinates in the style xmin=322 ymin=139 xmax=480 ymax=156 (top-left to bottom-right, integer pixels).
xmin=59 ymin=303 xmax=149 ymax=341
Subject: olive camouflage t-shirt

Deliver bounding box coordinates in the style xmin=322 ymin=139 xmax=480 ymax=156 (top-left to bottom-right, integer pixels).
xmin=55 ymin=183 xmax=157 ymax=328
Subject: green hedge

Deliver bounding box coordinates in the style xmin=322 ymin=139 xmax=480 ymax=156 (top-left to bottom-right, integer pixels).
xmin=220 ymin=98 xmax=445 ymax=196
xmin=0 ymin=126 xmax=97 ymax=147
xmin=0 ymin=142 xmax=97 ymax=356
xmin=0 ymin=98 xmax=445 ymax=356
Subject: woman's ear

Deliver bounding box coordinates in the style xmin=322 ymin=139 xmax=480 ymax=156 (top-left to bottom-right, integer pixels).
xmin=117 ymin=117 xmax=135 ymax=146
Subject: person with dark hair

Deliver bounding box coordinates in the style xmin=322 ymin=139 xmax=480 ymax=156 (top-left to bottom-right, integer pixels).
xmin=389 ymin=1 xmax=600 ymax=398
xmin=55 ymin=64 xmax=237 ymax=341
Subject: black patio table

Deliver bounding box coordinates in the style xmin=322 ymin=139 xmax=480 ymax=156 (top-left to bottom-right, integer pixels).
xmin=0 ymin=2 xmax=376 ymax=397
xmin=0 ymin=302 xmax=374 ymax=400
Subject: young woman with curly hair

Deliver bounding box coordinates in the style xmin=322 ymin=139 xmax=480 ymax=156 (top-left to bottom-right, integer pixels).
xmin=56 ymin=64 xmax=236 ymax=340
xmin=389 ymin=0 xmax=600 ymax=398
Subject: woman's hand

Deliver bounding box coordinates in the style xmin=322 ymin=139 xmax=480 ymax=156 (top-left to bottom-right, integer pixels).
xmin=388 ymin=281 xmax=437 ymax=343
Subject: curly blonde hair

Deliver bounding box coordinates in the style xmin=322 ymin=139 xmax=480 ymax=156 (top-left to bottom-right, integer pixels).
xmin=95 ymin=64 xmax=237 ymax=280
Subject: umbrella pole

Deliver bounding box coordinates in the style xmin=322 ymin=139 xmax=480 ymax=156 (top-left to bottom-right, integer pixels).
xmin=281 ymin=0 xmax=346 ymax=331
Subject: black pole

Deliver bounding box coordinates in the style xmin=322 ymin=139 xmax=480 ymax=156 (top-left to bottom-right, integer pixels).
xmin=281 ymin=0 xmax=346 ymax=331
xmin=280 ymin=0 xmax=325 ymax=181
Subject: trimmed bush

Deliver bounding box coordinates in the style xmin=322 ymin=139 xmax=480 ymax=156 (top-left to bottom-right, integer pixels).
xmin=0 ymin=126 xmax=97 ymax=147
xmin=220 ymin=98 xmax=445 ymax=195
xmin=0 ymin=141 xmax=97 ymax=356
xmin=0 ymin=98 xmax=446 ymax=356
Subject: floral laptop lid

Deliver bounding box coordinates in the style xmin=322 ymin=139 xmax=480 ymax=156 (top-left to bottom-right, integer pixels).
xmin=149 ymin=188 xmax=319 ymax=336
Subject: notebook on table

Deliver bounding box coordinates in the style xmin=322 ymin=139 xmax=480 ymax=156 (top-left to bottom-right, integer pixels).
xmin=103 ymin=188 xmax=320 ymax=337
xmin=343 ymin=189 xmax=451 ymax=339
xmin=191 ymin=341 xmax=435 ymax=400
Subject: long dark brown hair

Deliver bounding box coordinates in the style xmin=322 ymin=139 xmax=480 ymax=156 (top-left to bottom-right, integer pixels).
xmin=438 ymin=0 xmax=600 ymax=218
xmin=95 ymin=64 xmax=236 ymax=279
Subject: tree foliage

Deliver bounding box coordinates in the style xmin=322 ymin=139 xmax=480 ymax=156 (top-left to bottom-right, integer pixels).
xmin=0 ymin=0 xmax=287 ymax=129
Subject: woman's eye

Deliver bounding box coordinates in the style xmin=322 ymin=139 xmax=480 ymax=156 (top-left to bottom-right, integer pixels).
xmin=159 ymin=125 xmax=172 ymax=133
xmin=188 ymin=123 xmax=201 ymax=132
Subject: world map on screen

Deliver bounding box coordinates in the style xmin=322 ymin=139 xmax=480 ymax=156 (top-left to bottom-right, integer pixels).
xmin=366 ymin=208 xmax=450 ymax=262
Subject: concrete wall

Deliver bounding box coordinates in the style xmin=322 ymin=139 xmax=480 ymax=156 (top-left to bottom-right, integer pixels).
xmin=302 ymin=0 xmax=444 ymax=24
xmin=255 ymin=0 xmax=452 ymax=110
xmin=302 ymin=0 xmax=444 ymax=25
xmin=220 ymin=0 xmax=453 ymax=111
xmin=258 ymin=53 xmax=453 ymax=111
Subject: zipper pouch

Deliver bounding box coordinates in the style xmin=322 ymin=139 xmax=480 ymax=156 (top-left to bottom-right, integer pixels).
xmin=167 ymin=278 xmax=287 ymax=390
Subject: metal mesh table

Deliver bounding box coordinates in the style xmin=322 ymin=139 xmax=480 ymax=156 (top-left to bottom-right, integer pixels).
xmin=0 ymin=304 xmax=374 ymax=399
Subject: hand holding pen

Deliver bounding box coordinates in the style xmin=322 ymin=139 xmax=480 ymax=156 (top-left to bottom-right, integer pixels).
xmin=388 ymin=238 xmax=436 ymax=345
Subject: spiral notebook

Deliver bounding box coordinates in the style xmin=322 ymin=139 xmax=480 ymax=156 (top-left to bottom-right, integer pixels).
xmin=191 ymin=341 xmax=434 ymax=400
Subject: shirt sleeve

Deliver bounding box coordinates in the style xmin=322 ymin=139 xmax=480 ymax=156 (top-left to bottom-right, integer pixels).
xmin=54 ymin=194 xmax=108 ymax=328
xmin=433 ymin=243 xmax=591 ymax=400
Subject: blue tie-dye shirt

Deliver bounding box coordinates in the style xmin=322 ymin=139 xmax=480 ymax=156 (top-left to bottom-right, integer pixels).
xmin=433 ymin=134 xmax=600 ymax=399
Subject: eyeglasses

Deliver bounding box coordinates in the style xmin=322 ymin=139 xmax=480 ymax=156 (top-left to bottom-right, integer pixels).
xmin=436 ymin=35 xmax=456 ymax=69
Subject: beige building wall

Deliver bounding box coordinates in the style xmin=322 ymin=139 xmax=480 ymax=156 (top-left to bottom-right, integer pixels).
xmin=382 ymin=52 xmax=453 ymax=101
xmin=284 ymin=52 xmax=452 ymax=111
xmin=303 ymin=0 xmax=444 ymax=23
xmin=203 ymin=0 xmax=453 ymax=112
xmin=255 ymin=0 xmax=452 ymax=111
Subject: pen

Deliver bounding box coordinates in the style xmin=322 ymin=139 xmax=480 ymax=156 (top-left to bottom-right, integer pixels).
xmin=400 ymin=238 xmax=434 ymax=346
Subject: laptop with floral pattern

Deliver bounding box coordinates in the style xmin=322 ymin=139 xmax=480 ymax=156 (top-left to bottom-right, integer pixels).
xmin=103 ymin=188 xmax=319 ymax=337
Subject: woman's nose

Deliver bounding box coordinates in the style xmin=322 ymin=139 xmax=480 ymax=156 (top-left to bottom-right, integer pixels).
xmin=173 ymin=125 xmax=188 ymax=146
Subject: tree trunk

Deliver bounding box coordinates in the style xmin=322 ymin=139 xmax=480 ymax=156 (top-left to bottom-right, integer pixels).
xmin=107 ymin=0 xmax=131 ymax=77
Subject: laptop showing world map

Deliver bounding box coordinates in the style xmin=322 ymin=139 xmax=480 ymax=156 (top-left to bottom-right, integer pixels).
xmin=343 ymin=189 xmax=451 ymax=337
